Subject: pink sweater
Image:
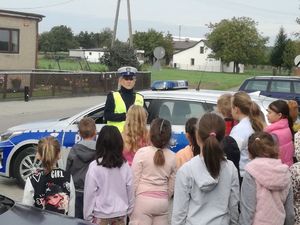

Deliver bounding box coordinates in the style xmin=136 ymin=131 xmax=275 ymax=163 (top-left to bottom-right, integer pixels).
xmin=246 ymin=158 xmax=291 ymax=225
xmin=265 ymin=119 xmax=294 ymax=166
xmin=131 ymin=146 xmax=176 ymax=198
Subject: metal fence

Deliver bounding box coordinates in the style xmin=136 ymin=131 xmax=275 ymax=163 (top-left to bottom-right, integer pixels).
xmin=0 ymin=70 xmax=151 ymax=101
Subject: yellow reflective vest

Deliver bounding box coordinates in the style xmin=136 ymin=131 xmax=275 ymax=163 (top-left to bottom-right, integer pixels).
xmin=107 ymin=91 xmax=144 ymax=132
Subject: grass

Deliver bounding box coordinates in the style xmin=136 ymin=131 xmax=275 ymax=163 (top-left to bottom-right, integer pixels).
xmin=150 ymin=68 xmax=254 ymax=90
xmin=38 ymin=58 xmax=108 ymax=72
xmin=36 ymin=57 xmax=291 ymax=91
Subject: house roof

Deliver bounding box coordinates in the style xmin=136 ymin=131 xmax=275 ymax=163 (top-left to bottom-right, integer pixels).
xmin=173 ymin=40 xmax=207 ymax=55
xmin=173 ymin=40 xmax=198 ymax=51
xmin=69 ymin=48 xmax=108 ymax=52
xmin=0 ymin=9 xmax=44 ymax=21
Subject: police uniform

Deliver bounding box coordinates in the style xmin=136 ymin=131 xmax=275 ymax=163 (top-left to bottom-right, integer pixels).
xmin=104 ymin=67 xmax=144 ymax=132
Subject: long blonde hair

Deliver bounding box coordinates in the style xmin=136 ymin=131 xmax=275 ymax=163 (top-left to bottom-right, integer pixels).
xmin=123 ymin=105 xmax=148 ymax=152
xmin=37 ymin=136 xmax=60 ymax=173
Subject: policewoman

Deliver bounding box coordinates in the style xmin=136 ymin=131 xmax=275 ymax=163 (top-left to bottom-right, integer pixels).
xmin=104 ymin=66 xmax=144 ymax=132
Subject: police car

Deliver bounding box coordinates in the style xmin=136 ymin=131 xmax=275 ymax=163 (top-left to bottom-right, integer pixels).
xmin=0 ymin=86 xmax=276 ymax=187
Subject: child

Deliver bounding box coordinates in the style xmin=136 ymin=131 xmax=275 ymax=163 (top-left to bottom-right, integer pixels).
xmin=66 ymin=117 xmax=96 ymax=219
xmin=122 ymin=105 xmax=149 ymax=166
xmin=239 ymin=132 xmax=294 ymax=225
xmin=230 ymin=91 xmax=264 ymax=179
xmin=130 ymin=118 xmax=176 ymax=225
xmin=172 ymin=113 xmax=239 ymax=225
xmin=265 ymin=100 xmax=294 ymax=166
xmin=290 ymin=161 xmax=300 ymax=224
xmin=22 ymin=136 xmax=75 ymax=216
xmin=287 ymin=99 xmax=300 ymax=132
xmin=217 ymin=93 xmax=241 ymax=180
xmin=217 ymin=93 xmax=236 ymax=135
xmin=176 ymin=117 xmax=200 ymax=169
xmin=84 ymin=125 xmax=134 ymax=225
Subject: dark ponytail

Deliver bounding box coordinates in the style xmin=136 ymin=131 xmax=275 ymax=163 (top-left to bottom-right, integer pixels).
xmin=150 ymin=118 xmax=171 ymax=166
xmin=197 ymin=113 xmax=226 ymax=178
xmin=185 ymin=117 xmax=201 ymax=156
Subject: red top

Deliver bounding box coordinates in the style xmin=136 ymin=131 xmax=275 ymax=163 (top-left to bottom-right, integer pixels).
xmin=224 ymin=118 xmax=237 ymax=136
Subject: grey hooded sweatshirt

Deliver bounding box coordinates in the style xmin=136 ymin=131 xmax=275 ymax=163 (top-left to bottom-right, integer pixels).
xmin=172 ymin=156 xmax=239 ymax=225
xmin=66 ymin=140 xmax=96 ymax=191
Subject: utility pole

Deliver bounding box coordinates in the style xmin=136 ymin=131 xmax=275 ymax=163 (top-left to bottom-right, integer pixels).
xmin=111 ymin=0 xmax=121 ymax=48
xmin=111 ymin=0 xmax=133 ymax=48
xmin=127 ymin=0 xmax=133 ymax=47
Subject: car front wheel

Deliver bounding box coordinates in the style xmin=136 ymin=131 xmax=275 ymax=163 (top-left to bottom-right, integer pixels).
xmin=14 ymin=146 xmax=42 ymax=187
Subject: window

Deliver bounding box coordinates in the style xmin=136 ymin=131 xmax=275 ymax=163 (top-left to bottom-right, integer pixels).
xmin=244 ymin=80 xmax=268 ymax=92
xmin=270 ymin=81 xmax=291 ymax=93
xmin=0 ymin=28 xmax=19 ymax=53
xmin=200 ymin=46 xmax=204 ymax=54
xmin=191 ymin=58 xmax=195 ymax=66
xmin=146 ymin=99 xmax=209 ymax=125
xmin=293 ymin=82 xmax=300 ymax=94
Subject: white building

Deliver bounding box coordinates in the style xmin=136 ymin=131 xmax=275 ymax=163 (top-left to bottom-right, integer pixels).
xmin=69 ymin=48 xmax=108 ymax=63
xmin=172 ymin=38 xmax=244 ymax=73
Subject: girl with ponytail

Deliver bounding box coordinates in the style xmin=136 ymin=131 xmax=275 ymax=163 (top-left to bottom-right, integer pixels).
xmin=131 ymin=118 xmax=176 ymax=225
xmin=23 ymin=136 xmax=75 ymax=216
xmin=230 ymin=91 xmax=265 ymax=179
xmin=172 ymin=113 xmax=239 ymax=225
xmin=265 ymin=99 xmax=295 ymax=166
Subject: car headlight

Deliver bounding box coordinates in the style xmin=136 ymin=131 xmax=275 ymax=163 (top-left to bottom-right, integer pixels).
xmin=0 ymin=131 xmax=23 ymax=142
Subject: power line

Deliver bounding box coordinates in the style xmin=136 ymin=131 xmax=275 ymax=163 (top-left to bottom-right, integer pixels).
xmin=2 ymin=0 xmax=78 ymax=10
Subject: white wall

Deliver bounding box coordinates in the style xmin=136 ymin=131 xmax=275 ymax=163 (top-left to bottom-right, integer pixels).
xmin=173 ymin=41 xmax=222 ymax=72
xmin=69 ymin=50 xmax=84 ymax=58
xmin=222 ymin=62 xmax=244 ymax=73
xmin=84 ymin=51 xmax=105 ymax=63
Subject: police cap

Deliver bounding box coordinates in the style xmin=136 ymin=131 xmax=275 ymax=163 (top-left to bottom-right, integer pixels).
xmin=117 ymin=66 xmax=137 ymax=76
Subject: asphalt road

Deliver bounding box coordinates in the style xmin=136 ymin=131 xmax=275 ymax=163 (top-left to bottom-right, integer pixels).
xmin=0 ymin=95 xmax=106 ymax=202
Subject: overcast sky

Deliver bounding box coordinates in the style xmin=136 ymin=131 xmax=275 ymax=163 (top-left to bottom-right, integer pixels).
xmin=1 ymin=0 xmax=300 ymax=45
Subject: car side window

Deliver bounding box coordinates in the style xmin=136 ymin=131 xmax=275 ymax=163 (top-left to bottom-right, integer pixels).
xmin=270 ymin=81 xmax=291 ymax=93
xmin=244 ymin=80 xmax=268 ymax=91
xmin=84 ymin=108 xmax=105 ymax=124
xmin=294 ymin=82 xmax=300 ymax=94
xmin=147 ymin=99 xmax=207 ymax=125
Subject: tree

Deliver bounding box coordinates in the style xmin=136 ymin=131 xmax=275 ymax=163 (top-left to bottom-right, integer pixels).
xmin=283 ymin=40 xmax=296 ymax=74
xmin=206 ymin=17 xmax=268 ymax=73
xmin=75 ymin=31 xmax=95 ymax=48
xmin=270 ymin=27 xmax=288 ymax=74
xmin=101 ymin=41 xmax=139 ymax=71
xmin=93 ymin=28 xmax=113 ymax=48
xmin=133 ymin=29 xmax=174 ymax=64
xmin=39 ymin=25 xmax=78 ymax=52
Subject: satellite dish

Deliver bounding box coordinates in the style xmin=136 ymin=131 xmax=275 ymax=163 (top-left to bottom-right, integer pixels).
xmin=153 ymin=46 xmax=165 ymax=70
xmin=154 ymin=47 xmax=165 ymax=59
xmin=294 ymin=55 xmax=300 ymax=67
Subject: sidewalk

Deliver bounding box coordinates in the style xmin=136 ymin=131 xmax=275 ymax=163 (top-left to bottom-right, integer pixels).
xmin=0 ymin=95 xmax=106 ymax=132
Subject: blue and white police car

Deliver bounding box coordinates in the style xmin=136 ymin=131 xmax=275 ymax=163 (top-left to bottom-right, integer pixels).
xmin=0 ymin=85 xmax=276 ymax=187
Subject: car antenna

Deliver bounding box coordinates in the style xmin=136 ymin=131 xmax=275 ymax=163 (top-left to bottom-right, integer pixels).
xmin=196 ymin=80 xmax=201 ymax=91
xmin=196 ymin=61 xmax=208 ymax=91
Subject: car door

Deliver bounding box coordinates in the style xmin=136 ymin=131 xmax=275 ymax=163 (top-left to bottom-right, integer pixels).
xmin=61 ymin=106 xmax=105 ymax=167
xmin=146 ymin=98 xmax=215 ymax=152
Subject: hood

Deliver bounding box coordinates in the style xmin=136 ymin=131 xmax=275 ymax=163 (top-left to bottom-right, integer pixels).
xmin=265 ymin=118 xmax=289 ymax=133
xmin=72 ymin=140 xmax=96 ymax=163
xmin=6 ymin=119 xmax=63 ymax=133
xmin=189 ymin=156 xmax=219 ymax=192
xmin=245 ymin=158 xmax=290 ymax=191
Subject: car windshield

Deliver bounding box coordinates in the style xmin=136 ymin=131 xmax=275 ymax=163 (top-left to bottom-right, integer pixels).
xmin=0 ymin=195 xmax=14 ymax=215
